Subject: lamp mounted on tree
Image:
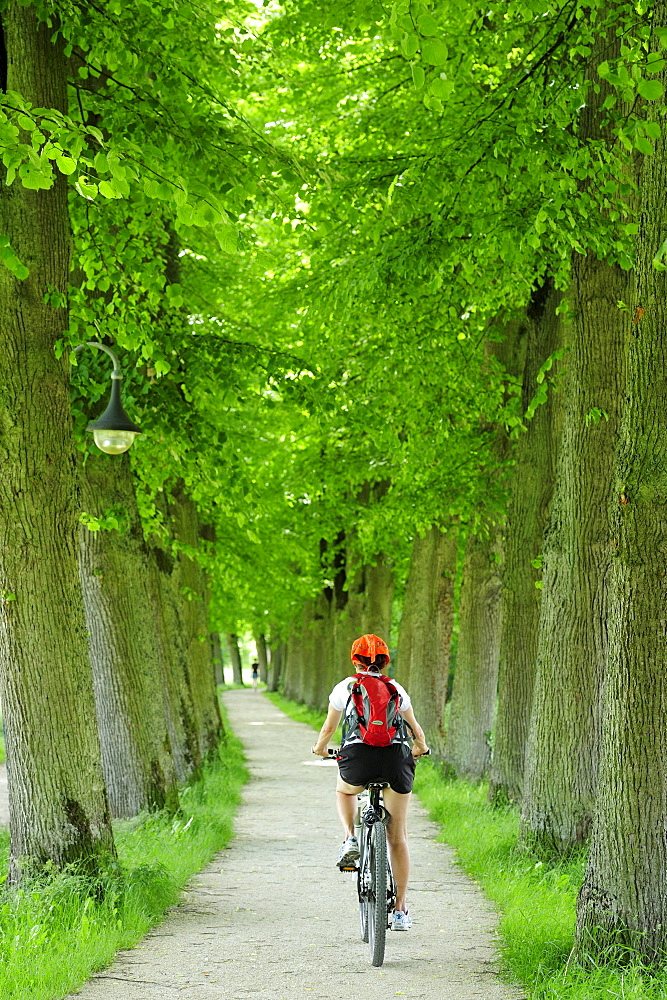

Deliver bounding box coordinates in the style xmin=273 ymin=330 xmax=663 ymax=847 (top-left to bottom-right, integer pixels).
xmin=74 ymin=341 xmax=142 ymax=455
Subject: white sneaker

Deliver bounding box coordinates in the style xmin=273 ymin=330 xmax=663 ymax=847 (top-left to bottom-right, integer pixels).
xmin=336 ymin=836 xmax=360 ymax=868
xmin=391 ymin=910 xmax=412 ymax=931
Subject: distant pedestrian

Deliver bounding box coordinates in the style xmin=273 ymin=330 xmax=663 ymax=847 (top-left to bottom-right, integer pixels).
xmin=251 ymin=661 xmax=259 ymax=690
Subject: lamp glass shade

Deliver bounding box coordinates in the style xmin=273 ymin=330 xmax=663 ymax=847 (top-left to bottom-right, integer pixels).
xmin=86 ymin=377 xmax=142 ymax=456
xmin=92 ymin=429 xmax=138 ymax=455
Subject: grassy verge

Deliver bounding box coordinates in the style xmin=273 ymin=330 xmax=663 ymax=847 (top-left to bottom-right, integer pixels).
xmin=0 ymin=719 xmax=247 ymax=1000
xmin=264 ymin=690 xmax=342 ymax=744
xmin=264 ymin=690 xmax=327 ymax=729
xmin=268 ymin=691 xmax=665 ymax=1000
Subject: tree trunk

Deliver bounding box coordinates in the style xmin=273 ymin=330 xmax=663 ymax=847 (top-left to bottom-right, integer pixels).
xmin=170 ymin=489 xmax=222 ymax=759
xmin=0 ymin=4 xmax=114 ymax=880
xmin=520 ymin=263 xmax=627 ymax=853
xmin=445 ymin=319 xmax=524 ymax=781
xmin=147 ymin=541 xmax=201 ymax=783
xmin=519 ymin=31 xmax=630 ymax=854
xmin=575 ymin=22 xmax=667 ymax=957
xmin=302 ymin=597 xmax=330 ymax=708
xmin=282 ymin=629 xmax=301 ymax=700
xmin=297 ymin=600 xmax=316 ymax=702
xmin=254 ymin=632 xmax=268 ymax=684
xmin=489 ymin=281 xmax=562 ymax=805
xmin=268 ymin=640 xmax=285 ymax=692
xmin=346 ymin=557 xmax=393 ymax=641
xmin=396 ymin=526 xmax=457 ymax=757
xmin=361 ymin=555 xmax=394 ymax=641
xmin=227 ymin=633 xmax=244 ymax=686
xmin=211 ymin=632 xmax=224 ymax=687
xmin=79 ymin=454 xmax=179 ymax=818
xmin=445 ymin=532 xmax=501 ymax=779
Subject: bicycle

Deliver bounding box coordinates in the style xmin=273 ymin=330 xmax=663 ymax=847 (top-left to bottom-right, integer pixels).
xmin=354 ymin=779 xmax=394 ymax=967
xmin=330 ymin=749 xmax=430 ymax=967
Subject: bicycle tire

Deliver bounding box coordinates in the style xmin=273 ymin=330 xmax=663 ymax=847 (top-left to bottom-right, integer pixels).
xmin=358 ymin=829 xmax=369 ymax=942
xmin=368 ymin=821 xmax=388 ymax=967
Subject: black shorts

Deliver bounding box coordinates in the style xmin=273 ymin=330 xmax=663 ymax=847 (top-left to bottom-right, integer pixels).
xmin=337 ymin=743 xmax=416 ymax=794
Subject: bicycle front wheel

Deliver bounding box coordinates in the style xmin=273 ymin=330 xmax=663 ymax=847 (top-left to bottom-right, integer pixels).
xmin=368 ymin=821 xmax=388 ymax=967
xmin=358 ymin=824 xmax=369 ymax=943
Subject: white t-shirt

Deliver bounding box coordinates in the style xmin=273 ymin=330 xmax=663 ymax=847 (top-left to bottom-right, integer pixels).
xmin=329 ymin=671 xmax=412 ymax=746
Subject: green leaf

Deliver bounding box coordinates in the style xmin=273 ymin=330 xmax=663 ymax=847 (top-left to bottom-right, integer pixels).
xmin=421 ymin=39 xmax=448 ymax=66
xmin=411 ymin=63 xmax=425 ymax=89
xmin=634 ymin=135 xmax=654 ymax=156
xmin=645 ymin=121 xmax=662 ymax=140
xmin=76 ymin=176 xmax=98 ymax=199
xmin=417 ymin=13 xmax=439 ymax=36
xmin=637 ymin=78 xmax=664 ymax=100
xmin=55 ymin=155 xmax=76 ymax=175
xmin=401 ymin=32 xmax=419 ymax=59
xmin=430 ymin=77 xmax=454 ymax=99
xmin=98 ymin=179 xmax=121 ymax=199
xmin=652 ymin=236 xmax=667 ymax=271
xmin=214 ymin=223 xmax=238 ymax=254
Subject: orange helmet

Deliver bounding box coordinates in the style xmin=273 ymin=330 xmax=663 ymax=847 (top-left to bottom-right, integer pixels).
xmin=351 ymin=633 xmax=390 ymax=665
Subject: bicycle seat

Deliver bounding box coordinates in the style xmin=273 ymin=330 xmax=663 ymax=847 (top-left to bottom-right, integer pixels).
xmin=365 ymin=781 xmax=390 ymax=789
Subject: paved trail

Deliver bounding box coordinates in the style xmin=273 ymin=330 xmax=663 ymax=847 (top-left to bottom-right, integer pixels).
xmin=69 ymin=690 xmax=521 ymax=1000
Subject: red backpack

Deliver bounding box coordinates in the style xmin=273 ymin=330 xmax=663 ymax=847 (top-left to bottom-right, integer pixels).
xmin=342 ymin=673 xmax=406 ymax=747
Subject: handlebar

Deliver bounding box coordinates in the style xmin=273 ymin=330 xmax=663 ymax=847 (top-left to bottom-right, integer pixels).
xmin=312 ymin=746 xmax=431 ymax=758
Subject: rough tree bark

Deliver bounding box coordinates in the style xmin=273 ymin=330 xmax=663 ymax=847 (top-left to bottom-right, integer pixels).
xmin=170 ymin=489 xmax=222 ymax=759
xmin=282 ymin=626 xmax=302 ymax=701
xmin=254 ymin=632 xmax=268 ymax=684
xmin=576 ymin=19 xmax=667 ymax=956
xmin=489 ymin=281 xmax=562 ymax=805
xmin=396 ymin=525 xmax=457 ymax=757
xmin=519 ymin=55 xmax=630 ymax=852
xmin=445 ymin=532 xmax=501 ymax=780
xmin=226 ymin=633 xmax=244 ymax=686
xmin=346 ymin=554 xmax=394 ymax=643
xmin=445 ymin=320 xmax=525 ymax=780
xmin=268 ymin=640 xmax=285 ymax=692
xmin=211 ymin=632 xmax=224 ymax=687
xmin=147 ymin=540 xmax=201 ymax=783
xmin=79 ymin=453 xmax=179 ymax=818
xmin=0 ymin=4 xmax=114 ymax=879
xmin=302 ymin=597 xmax=330 ymax=709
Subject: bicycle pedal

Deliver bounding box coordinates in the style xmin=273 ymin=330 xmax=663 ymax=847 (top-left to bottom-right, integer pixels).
xmin=338 ymin=864 xmax=358 ymax=872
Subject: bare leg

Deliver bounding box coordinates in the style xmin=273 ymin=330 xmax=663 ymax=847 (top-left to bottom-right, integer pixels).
xmin=383 ymin=788 xmax=412 ymax=912
xmin=335 ymin=777 xmax=364 ymax=839
xmin=336 ymin=792 xmax=357 ymax=838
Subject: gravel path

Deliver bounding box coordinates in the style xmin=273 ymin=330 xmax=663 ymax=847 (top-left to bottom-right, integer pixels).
xmin=68 ymin=689 xmax=521 ymax=1000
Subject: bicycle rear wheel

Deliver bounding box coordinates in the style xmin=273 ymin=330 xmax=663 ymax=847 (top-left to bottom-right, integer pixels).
xmin=368 ymin=821 xmax=388 ymax=967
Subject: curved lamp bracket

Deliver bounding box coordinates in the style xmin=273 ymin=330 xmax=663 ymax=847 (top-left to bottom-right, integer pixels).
xmin=73 ymin=341 xmax=141 ymax=453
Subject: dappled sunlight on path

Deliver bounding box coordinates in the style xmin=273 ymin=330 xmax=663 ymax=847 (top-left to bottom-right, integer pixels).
xmin=68 ymin=689 xmax=521 ymax=999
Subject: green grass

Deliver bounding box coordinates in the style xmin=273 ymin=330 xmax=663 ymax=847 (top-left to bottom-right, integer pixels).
xmin=413 ymin=764 xmax=667 ymax=999
xmin=269 ymin=691 xmax=667 ymax=999
xmin=263 ymin=690 xmax=342 ymax=744
xmin=264 ymin=690 xmax=327 ymax=729
xmin=0 ymin=720 xmax=247 ymax=1000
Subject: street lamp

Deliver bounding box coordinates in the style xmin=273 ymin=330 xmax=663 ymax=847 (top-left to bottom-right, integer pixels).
xmin=73 ymin=341 xmax=142 ymax=455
